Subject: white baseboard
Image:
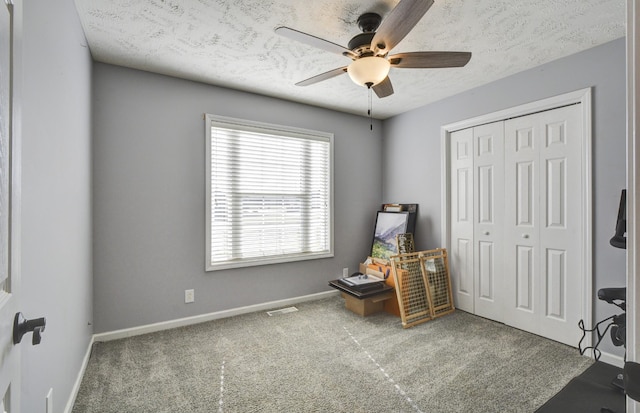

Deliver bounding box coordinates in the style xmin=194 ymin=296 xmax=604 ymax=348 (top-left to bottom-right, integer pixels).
xmin=93 ymin=290 xmax=339 ymax=342
xmin=578 ymin=348 xmax=625 ymax=368
xmin=598 ymin=350 xmax=626 ymax=368
xmin=64 ymin=335 xmax=95 ymax=413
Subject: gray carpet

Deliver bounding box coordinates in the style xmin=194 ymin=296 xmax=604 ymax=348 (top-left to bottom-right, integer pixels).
xmin=73 ymin=296 xmax=593 ymax=413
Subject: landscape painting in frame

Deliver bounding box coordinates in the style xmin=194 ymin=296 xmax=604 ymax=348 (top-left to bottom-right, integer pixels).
xmin=371 ymin=211 xmax=410 ymax=260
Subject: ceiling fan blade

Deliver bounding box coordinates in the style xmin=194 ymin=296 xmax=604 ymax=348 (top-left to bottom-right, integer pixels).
xmin=275 ymin=27 xmax=356 ymax=59
xmin=371 ymin=0 xmax=434 ymax=55
xmin=295 ymin=67 xmax=348 ymax=86
xmin=389 ymin=51 xmax=472 ymax=68
xmin=373 ymin=76 xmax=394 ymax=98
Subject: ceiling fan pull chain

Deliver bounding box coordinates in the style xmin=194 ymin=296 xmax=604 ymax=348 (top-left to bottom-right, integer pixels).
xmin=368 ymin=85 xmax=373 ymax=131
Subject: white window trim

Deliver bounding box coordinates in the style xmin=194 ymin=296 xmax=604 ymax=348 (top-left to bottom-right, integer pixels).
xmin=205 ymin=114 xmax=334 ymax=271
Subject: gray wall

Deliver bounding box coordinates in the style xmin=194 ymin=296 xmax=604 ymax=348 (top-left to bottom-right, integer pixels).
xmin=382 ymin=38 xmax=627 ymax=356
xmin=92 ymin=63 xmax=382 ymax=333
xmin=20 ymin=0 xmax=93 ymax=412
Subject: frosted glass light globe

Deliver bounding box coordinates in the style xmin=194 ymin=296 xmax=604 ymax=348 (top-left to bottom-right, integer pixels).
xmin=347 ymin=56 xmax=391 ymax=87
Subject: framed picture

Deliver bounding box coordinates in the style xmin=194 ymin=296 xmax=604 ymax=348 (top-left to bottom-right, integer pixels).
xmin=371 ymin=211 xmax=410 ymax=260
xmin=383 ymin=203 xmax=403 ymax=212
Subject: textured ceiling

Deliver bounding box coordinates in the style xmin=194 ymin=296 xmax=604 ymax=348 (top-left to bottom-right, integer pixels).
xmin=73 ymin=0 xmax=625 ymax=119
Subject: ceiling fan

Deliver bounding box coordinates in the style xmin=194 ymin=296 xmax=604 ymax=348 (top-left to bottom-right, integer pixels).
xmin=275 ymin=0 xmax=471 ymax=98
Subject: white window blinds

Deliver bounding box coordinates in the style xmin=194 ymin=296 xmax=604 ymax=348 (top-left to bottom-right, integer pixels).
xmin=206 ymin=115 xmax=333 ymax=271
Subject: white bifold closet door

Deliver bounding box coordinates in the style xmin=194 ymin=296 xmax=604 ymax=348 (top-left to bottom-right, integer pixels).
xmin=450 ymin=121 xmax=505 ymax=323
xmin=473 ymin=122 xmax=505 ymax=322
xmin=450 ymin=103 xmax=583 ymax=347
xmin=450 ymin=127 xmax=475 ymax=314
xmin=503 ymin=105 xmax=582 ymax=346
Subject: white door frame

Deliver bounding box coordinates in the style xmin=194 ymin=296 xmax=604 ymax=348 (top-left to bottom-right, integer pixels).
xmin=626 ymin=1 xmax=639 ymax=412
xmin=0 ymin=0 xmax=22 ymax=411
xmin=440 ymin=88 xmax=593 ymax=350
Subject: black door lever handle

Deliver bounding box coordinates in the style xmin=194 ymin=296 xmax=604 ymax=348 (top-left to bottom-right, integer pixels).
xmin=32 ymin=326 xmax=44 ymax=345
xmin=13 ymin=312 xmax=46 ymax=345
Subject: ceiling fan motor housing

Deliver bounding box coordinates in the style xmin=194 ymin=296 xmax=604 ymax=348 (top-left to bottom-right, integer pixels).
xmin=357 ymin=13 xmax=382 ymax=32
xmin=348 ymin=13 xmax=382 ymax=54
xmin=348 ymin=32 xmax=375 ymax=54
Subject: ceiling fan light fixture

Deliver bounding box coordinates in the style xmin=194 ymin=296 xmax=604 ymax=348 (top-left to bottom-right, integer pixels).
xmin=347 ymin=56 xmax=390 ymax=87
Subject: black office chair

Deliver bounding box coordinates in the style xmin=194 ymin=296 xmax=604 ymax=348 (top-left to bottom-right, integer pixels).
xmin=609 ymin=189 xmax=627 ymax=250
xmin=602 ymin=190 xmax=627 ymax=364
xmin=616 ymin=190 xmax=640 ymax=403
xmin=579 ymin=190 xmax=627 ymax=365
xmin=579 ymin=190 xmax=640 ymax=412
xmin=578 ymin=189 xmax=640 ymax=413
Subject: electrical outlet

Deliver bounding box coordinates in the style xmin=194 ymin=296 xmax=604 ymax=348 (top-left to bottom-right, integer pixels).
xmin=185 ymin=289 xmax=195 ymax=303
xmin=343 ymin=267 xmax=349 ymax=277
xmin=46 ymin=388 xmax=53 ymax=413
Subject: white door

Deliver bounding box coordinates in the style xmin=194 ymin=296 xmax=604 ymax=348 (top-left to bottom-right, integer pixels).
xmin=0 ymin=1 xmax=20 ymax=412
xmin=473 ymin=122 xmax=505 ymax=321
xmin=503 ymin=113 xmax=539 ymax=332
xmin=450 ymin=128 xmax=474 ymax=313
xmin=504 ymin=104 xmax=583 ymax=346
xmin=448 ymin=103 xmax=585 ymax=347
xmin=450 ymin=122 xmax=505 ymax=320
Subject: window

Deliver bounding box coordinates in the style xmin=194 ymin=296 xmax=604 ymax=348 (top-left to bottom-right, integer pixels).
xmin=206 ymin=115 xmax=334 ymax=271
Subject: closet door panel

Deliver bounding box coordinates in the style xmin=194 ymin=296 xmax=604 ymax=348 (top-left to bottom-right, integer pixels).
xmin=545 ymin=248 xmax=566 ymax=320
xmin=516 ymin=161 xmax=534 ymax=226
xmin=473 ymin=122 xmax=504 ymax=321
xmin=538 ymin=105 xmax=582 ymax=346
xmin=450 ymin=128 xmax=474 ymax=312
xmin=456 ymin=238 xmax=473 ymax=296
xmin=504 ymin=115 xmax=540 ymax=332
xmin=546 ymin=158 xmax=566 ymax=228
xmin=478 ymin=241 xmax=494 ymax=299
xmin=505 ymin=104 xmax=582 ymax=346
xmin=516 ymin=245 xmax=534 ymax=311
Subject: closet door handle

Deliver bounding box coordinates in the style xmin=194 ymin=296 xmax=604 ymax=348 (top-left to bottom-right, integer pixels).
xmin=522 ymin=234 xmax=530 ymax=239
xmin=13 ymin=312 xmax=46 ymax=345
xmin=483 ymin=231 xmax=490 ymax=236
